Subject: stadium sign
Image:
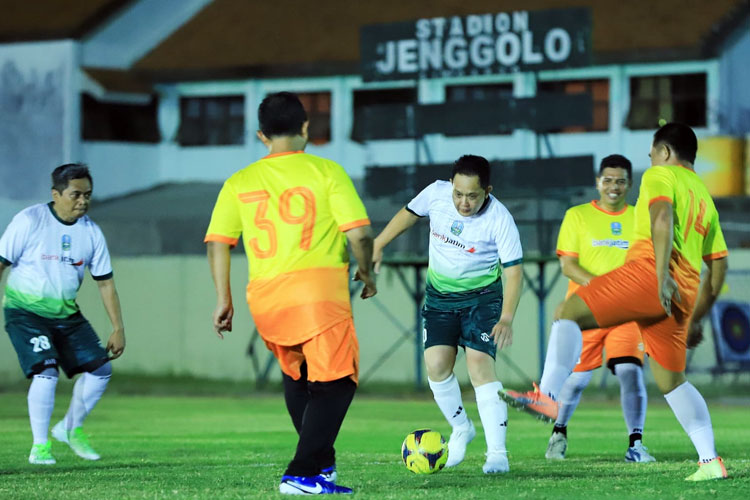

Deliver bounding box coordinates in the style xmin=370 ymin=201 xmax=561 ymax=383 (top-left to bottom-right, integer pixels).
xmin=361 ymin=8 xmax=591 ymax=82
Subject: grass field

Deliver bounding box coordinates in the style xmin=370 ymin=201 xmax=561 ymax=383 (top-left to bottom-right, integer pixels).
xmin=0 ymin=383 xmax=748 ymax=499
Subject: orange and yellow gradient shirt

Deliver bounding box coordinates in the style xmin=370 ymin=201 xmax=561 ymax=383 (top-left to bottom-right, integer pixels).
xmin=205 ymin=151 xmax=370 ymax=345
xmin=629 ymin=165 xmax=728 ymax=295
xmin=557 ymin=201 xmax=635 ymax=297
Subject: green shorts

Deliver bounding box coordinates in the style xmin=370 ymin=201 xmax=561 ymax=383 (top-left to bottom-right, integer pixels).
xmin=4 ymin=307 xmax=108 ymax=378
xmin=422 ymin=279 xmax=503 ymax=358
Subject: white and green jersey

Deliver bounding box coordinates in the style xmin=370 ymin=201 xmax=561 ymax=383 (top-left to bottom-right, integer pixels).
xmin=407 ymin=180 xmax=523 ymax=293
xmin=0 ymin=203 xmax=113 ymax=318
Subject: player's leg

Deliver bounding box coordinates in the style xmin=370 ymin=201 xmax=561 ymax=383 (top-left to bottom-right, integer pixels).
xmin=547 ymin=370 xmax=593 ymax=460
xmin=51 ymin=313 xmax=111 ymax=460
xmin=4 ymin=308 xmax=60 ymax=464
xmin=280 ymin=319 xmax=358 ymax=494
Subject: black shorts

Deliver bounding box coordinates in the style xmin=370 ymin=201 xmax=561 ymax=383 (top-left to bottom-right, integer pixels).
xmin=5 ymin=307 xmax=108 ymax=378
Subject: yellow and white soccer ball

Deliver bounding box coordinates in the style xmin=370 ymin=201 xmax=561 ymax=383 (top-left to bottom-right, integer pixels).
xmin=401 ymin=429 xmax=448 ymax=474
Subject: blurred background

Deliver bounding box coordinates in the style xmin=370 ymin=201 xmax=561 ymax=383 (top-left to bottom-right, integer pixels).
xmin=1 ymin=0 xmax=749 ymax=391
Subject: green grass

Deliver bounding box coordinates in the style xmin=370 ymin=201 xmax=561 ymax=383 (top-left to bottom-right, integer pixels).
xmin=0 ymin=389 xmax=748 ymax=499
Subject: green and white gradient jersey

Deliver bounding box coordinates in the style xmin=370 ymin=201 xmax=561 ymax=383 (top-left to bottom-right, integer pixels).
xmin=407 ymin=180 xmax=523 ymax=293
xmin=0 ymin=203 xmax=113 ymax=319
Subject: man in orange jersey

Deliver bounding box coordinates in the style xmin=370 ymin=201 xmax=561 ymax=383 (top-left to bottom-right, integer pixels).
xmin=502 ymin=123 xmax=729 ymax=481
xmin=205 ymin=92 xmax=376 ymax=495
xmin=547 ymin=155 xmax=655 ymax=463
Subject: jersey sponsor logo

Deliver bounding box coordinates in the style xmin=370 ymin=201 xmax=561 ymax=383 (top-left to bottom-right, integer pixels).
xmin=610 ymin=222 xmax=622 ymax=236
xmin=591 ymin=239 xmax=629 ymax=249
xmin=61 ymin=234 xmax=71 ymax=251
xmin=450 ymin=220 xmax=464 ymax=236
xmin=430 ymin=229 xmax=475 ymax=253
xmin=41 ymin=254 xmax=83 ymax=265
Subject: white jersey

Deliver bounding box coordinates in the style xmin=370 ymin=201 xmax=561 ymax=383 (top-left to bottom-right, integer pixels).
xmin=407 ymin=180 xmax=523 ymax=293
xmin=0 ymin=203 xmax=113 ymax=318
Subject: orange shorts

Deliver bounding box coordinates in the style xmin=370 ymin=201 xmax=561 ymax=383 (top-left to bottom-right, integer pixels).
xmin=574 ymin=322 xmax=644 ymax=373
xmin=575 ymin=258 xmax=696 ymax=372
xmin=264 ymin=317 xmax=359 ymax=384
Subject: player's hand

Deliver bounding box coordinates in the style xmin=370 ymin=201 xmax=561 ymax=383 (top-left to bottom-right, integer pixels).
xmin=658 ymin=274 xmax=681 ymax=316
xmin=686 ymin=320 xmax=704 ymax=349
xmin=106 ymin=329 xmax=125 ymax=360
xmin=373 ymin=241 xmax=384 ymax=274
xmin=213 ymin=300 xmax=234 ymax=339
xmin=491 ymin=320 xmax=513 ymax=351
xmin=353 ymin=268 xmax=377 ymax=299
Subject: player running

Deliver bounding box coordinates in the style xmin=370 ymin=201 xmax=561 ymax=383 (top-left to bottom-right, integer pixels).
xmin=205 ymin=92 xmax=376 ymax=495
xmin=373 ymin=155 xmax=523 ymax=474
xmin=547 ymin=154 xmax=655 ymax=463
xmin=502 ymin=123 xmax=729 ymax=481
xmin=0 ymin=163 xmax=126 ymax=465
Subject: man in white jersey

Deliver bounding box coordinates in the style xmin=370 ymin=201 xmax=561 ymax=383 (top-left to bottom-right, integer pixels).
xmin=373 ymin=155 xmax=523 ymax=474
xmin=0 ymin=163 xmax=125 ymax=465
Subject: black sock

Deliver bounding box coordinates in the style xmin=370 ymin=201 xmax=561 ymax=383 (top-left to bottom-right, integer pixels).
xmin=629 ymin=432 xmax=642 ymax=447
xmin=282 ymin=363 xmax=309 ymax=434
xmin=284 ymin=377 xmax=356 ymax=477
xmin=552 ymin=425 xmax=567 ymax=437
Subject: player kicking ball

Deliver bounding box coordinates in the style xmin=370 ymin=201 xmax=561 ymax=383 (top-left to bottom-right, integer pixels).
xmin=0 ymin=163 xmax=126 ymax=465
xmin=502 ymin=123 xmax=729 ymax=481
xmin=374 ymin=155 xmax=523 ymax=474
xmin=547 ymin=155 xmax=655 ymax=463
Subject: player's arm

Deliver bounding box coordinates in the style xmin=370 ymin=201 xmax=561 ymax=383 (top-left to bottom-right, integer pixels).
xmin=492 ymin=263 xmax=523 ymax=351
xmin=687 ymin=257 xmax=728 ymax=348
xmin=207 ymin=241 xmax=233 ymax=338
xmin=373 ymin=207 xmax=420 ymax=273
xmin=346 ymin=225 xmax=377 ymax=299
xmin=558 ymin=255 xmax=596 ymax=286
xmin=650 ymin=200 xmax=680 ymax=314
xmin=96 ymin=277 xmax=126 ymax=359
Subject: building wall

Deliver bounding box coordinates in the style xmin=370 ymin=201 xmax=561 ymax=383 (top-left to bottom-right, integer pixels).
xmin=2 ymin=250 xmax=748 ymax=387
xmin=718 ymin=15 xmax=750 ymax=134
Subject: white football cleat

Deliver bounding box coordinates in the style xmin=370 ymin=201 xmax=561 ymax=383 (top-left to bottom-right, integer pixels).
xmin=445 ymin=420 xmax=476 ymax=467
xmin=545 ymin=432 xmax=567 ymax=460
xmin=483 ymin=450 xmax=509 ymax=474
xmin=29 ymin=442 xmax=56 ymax=465
xmin=625 ymin=440 xmax=656 ymax=463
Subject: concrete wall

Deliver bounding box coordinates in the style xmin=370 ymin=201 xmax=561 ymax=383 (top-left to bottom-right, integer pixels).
xmin=3 ymin=250 xmax=749 ymax=388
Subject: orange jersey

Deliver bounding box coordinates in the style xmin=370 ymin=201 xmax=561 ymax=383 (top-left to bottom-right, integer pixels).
xmin=629 ymin=165 xmax=728 ymax=294
xmin=205 ymin=151 xmax=370 ymax=345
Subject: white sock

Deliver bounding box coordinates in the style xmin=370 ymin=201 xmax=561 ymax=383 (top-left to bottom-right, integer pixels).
xmin=555 ymin=370 xmax=593 ymax=427
xmin=614 ymin=363 xmax=647 ymax=436
xmin=428 ymin=373 xmax=470 ymax=429
xmin=28 ymin=373 xmax=58 ymax=445
xmin=664 ymin=381 xmax=717 ymax=463
xmin=539 ymin=320 xmax=583 ymax=399
xmin=64 ymin=372 xmax=111 ymax=430
xmin=475 ymin=381 xmax=507 ymax=453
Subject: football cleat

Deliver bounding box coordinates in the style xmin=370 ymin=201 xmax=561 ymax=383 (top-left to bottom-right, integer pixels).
xmin=685 ymin=457 xmax=728 ymax=481
xmin=625 ymin=440 xmax=656 ymax=463
xmin=29 ymin=442 xmax=56 ymax=465
xmin=500 ymin=383 xmax=559 ymax=424
xmin=545 ymin=432 xmax=567 ymax=460
xmin=279 ymin=475 xmax=352 ymax=495
xmin=319 ymin=465 xmax=337 ymax=483
xmin=482 ymin=450 xmax=509 ymax=474
xmin=63 ymin=427 xmax=100 ymax=460
xmin=445 ymin=420 xmax=476 ymax=467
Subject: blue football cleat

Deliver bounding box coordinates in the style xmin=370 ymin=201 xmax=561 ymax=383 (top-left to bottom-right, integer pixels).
xmin=279 ymin=475 xmax=352 ymax=495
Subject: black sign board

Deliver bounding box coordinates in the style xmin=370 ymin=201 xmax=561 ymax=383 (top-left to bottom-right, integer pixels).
xmin=361 ymin=8 xmax=591 ymax=82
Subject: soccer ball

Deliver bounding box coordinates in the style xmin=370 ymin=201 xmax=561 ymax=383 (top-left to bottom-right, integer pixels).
xmin=401 ymin=429 xmax=448 ymax=474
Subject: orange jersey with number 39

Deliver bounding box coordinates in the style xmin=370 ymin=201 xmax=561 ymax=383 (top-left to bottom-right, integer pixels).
xmin=628 ymin=164 xmax=728 ymax=294
xmin=205 ymin=151 xmax=370 ymax=345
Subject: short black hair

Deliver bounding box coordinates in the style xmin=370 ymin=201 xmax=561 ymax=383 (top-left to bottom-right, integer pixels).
xmin=258 ymin=92 xmax=307 ymax=138
xmin=51 ymin=163 xmax=92 ymax=193
xmin=653 ymin=122 xmax=697 ymax=164
xmin=450 ymin=155 xmax=490 ymax=189
xmin=598 ymin=154 xmax=632 ymax=180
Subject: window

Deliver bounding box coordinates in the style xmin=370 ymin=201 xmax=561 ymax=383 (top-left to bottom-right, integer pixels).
xmin=627 ymin=74 xmax=706 ymax=130
xmin=445 ymin=83 xmax=513 ymax=102
xmin=351 ymin=88 xmax=417 ymax=141
xmin=81 ymin=94 xmax=160 ymax=143
xmin=178 ymin=96 xmax=245 ymax=146
xmin=296 ymin=92 xmax=331 ymax=145
xmin=537 ymin=79 xmax=609 ymax=132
